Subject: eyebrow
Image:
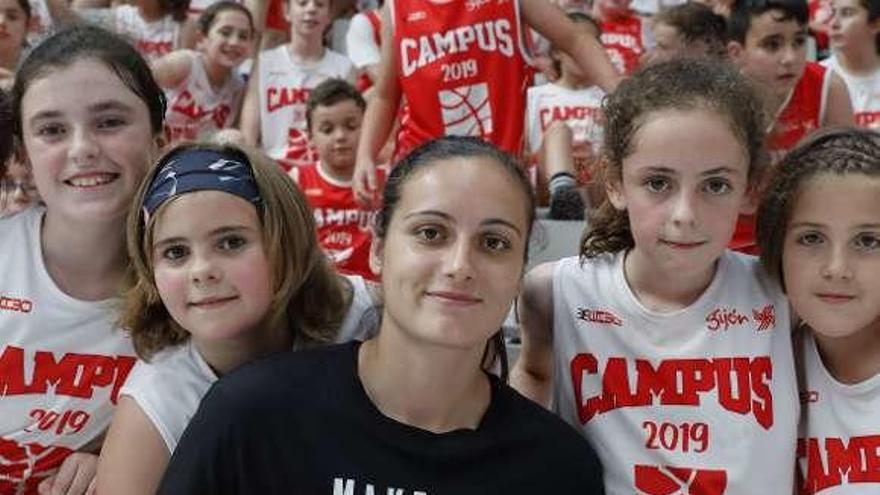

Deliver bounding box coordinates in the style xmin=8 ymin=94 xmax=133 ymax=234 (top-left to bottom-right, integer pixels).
xmin=403 ymin=210 xmax=524 ymax=236
xmin=641 ymin=166 xmax=742 ymax=176
xmin=789 ymin=221 xmax=880 ymax=230
xmin=152 ymin=225 xmax=253 ymax=249
xmin=28 ymin=100 xmax=137 ymax=124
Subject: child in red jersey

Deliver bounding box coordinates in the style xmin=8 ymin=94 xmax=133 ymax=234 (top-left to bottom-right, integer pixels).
xmin=726 ymin=0 xmax=853 ymax=254
xmin=291 ymin=79 xmax=383 ymax=280
xmin=592 ymin=0 xmax=653 ymax=74
xmin=757 ymin=128 xmax=880 ymax=495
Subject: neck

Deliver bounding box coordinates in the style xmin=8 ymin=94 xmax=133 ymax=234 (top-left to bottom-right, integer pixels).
xmin=201 ymin=56 xmax=232 ymax=91
xmin=813 ymin=321 xmax=880 ymax=385
xmin=623 ymin=249 xmax=717 ymax=312
xmin=835 ymin=48 xmax=880 ymax=77
xmin=195 ymin=322 xmax=292 ymax=376
xmin=357 ymin=326 xmax=491 ymax=433
xmin=556 ymin=72 xmax=590 ymax=90
xmin=289 ymin=34 xmax=325 ymax=62
xmin=0 ymin=46 xmax=22 ymax=71
xmin=138 ymin=2 xmax=165 ymax=21
xmin=318 ymin=160 xmax=354 ymax=183
xmin=40 ymin=211 xmax=129 ymax=301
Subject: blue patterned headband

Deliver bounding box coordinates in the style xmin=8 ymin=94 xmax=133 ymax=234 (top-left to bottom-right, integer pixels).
xmin=142 ymin=148 xmax=262 ymax=220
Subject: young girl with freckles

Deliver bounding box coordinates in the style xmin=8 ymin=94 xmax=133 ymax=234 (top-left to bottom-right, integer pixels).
xmin=153 ymin=1 xmax=255 ymax=143
xmin=512 ymin=58 xmax=800 ymax=494
xmin=94 ymin=143 xmax=376 ymax=495
xmin=1 ymin=25 xmax=166 ymax=495
xmin=157 ymin=137 xmax=606 ymax=494
xmin=756 ymin=128 xmax=880 ymax=494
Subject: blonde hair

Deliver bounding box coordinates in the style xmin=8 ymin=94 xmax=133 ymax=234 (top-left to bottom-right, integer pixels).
xmin=120 ymin=142 xmax=348 ymax=360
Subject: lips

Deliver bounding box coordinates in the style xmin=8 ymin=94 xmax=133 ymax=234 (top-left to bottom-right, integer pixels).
xmin=188 ymin=295 xmax=238 ymax=308
xmin=661 ymin=240 xmax=706 ymax=249
xmin=815 ymin=293 xmax=855 ymax=304
xmin=65 ymin=173 xmax=118 ymax=188
xmin=426 ymin=291 xmax=482 ymax=305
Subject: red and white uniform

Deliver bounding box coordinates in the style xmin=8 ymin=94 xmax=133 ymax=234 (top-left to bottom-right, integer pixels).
xmin=0 ymin=208 xmax=136 ymax=495
xmin=163 ymin=51 xmax=246 ymax=143
xmin=390 ymin=0 xmax=534 ymax=160
xmin=551 ymin=250 xmax=798 ymax=494
xmin=731 ymin=62 xmax=831 ymax=255
xmin=822 ymin=55 xmax=880 ymax=131
xmin=600 ymin=13 xmax=652 ymax=75
xmin=347 ymin=10 xmax=382 ymax=91
xmin=525 ymin=82 xmax=605 ymax=155
xmin=293 ymin=164 xmax=381 ymax=280
xmin=114 ymin=5 xmax=181 ymax=63
xmin=257 ymin=45 xmax=353 ymax=170
xmin=796 ymin=330 xmax=880 ymax=494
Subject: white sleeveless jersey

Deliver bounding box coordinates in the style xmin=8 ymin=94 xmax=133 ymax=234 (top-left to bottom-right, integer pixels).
xmin=524 ymin=82 xmax=605 ymax=155
xmin=257 ymin=45 xmax=353 ymax=167
xmin=796 ymin=330 xmax=880 ymax=494
xmin=551 ymin=250 xmax=799 ymax=495
xmin=821 ymin=55 xmax=880 ymax=131
xmin=0 ymin=207 xmax=137 ymax=493
xmin=164 ymin=50 xmax=246 ymax=143
xmin=114 ymin=5 xmax=181 ymax=63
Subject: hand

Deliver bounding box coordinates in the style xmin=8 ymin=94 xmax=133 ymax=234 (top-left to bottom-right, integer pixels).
xmin=353 ymin=156 xmax=379 ymax=208
xmin=38 ymin=452 xmax=98 ymax=495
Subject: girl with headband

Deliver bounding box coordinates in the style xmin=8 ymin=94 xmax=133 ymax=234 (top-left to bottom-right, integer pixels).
xmin=95 ymin=143 xmax=377 ymax=495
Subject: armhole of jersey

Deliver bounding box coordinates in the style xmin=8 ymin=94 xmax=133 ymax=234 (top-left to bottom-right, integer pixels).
xmin=819 ymin=65 xmax=832 ymax=125
xmin=514 ymin=0 xmax=536 ymax=68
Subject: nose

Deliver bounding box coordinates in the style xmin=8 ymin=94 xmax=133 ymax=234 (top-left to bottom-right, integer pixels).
xmin=443 ymin=238 xmax=475 ymax=281
xmin=669 ymin=190 xmax=698 ymax=227
xmin=780 ymin=44 xmax=799 ymax=66
xmin=67 ymin=127 xmax=100 ymax=166
xmin=820 ymin=244 xmax=853 ymax=281
xmin=189 ymin=251 xmax=221 ymax=285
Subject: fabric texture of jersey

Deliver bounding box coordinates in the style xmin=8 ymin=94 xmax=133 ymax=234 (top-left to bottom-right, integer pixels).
xmin=731 ymin=61 xmax=831 ymax=255
xmin=295 ymin=164 xmax=382 ymax=281
xmin=822 ymin=55 xmax=880 ymax=131
xmin=390 ymin=0 xmax=534 ymax=160
xmin=550 ymin=250 xmax=799 ymax=494
xmin=157 ymin=341 xmax=606 ymax=494
xmin=524 ymin=82 xmax=605 ymax=155
xmin=118 ymin=274 xmax=377 ymax=455
xmin=0 ymin=208 xmax=137 ymax=495
xmin=795 ymin=329 xmax=880 ymax=494
xmin=114 ymin=5 xmax=181 ymax=63
xmin=599 ymin=13 xmax=652 ymax=75
xmin=257 ymin=45 xmax=353 ymax=169
xmin=163 ymin=50 xmax=246 ymax=143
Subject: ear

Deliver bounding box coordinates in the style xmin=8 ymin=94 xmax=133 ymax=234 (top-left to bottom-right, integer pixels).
xmin=153 ymin=133 xmax=168 ymax=152
xmin=726 ymin=40 xmax=744 ymax=64
xmin=604 ymin=176 xmax=627 ymax=211
xmin=283 ymin=0 xmax=291 ymax=23
xmin=369 ymin=236 xmax=384 ymax=277
xmin=194 ymin=31 xmax=207 ymax=51
xmin=739 ymin=183 xmax=759 ymax=215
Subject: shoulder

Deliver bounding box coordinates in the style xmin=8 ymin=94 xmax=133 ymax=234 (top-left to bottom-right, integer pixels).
xmin=322 ymin=49 xmax=354 ymax=71
xmin=0 ymin=207 xmax=41 ymax=256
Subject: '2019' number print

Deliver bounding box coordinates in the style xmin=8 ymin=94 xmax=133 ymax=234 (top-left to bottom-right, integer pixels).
xmin=643 ymin=421 xmax=709 ymax=453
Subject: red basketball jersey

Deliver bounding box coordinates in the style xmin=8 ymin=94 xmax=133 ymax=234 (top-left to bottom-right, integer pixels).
xmin=730 ymin=62 xmax=830 ymax=254
xmin=391 ymin=0 xmax=533 ymax=160
xmin=296 ymin=164 xmax=380 ymax=281
xmin=600 ymin=13 xmax=647 ymax=75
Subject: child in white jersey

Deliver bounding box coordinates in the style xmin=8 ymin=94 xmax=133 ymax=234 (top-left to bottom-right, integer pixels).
xmin=756 ymin=127 xmax=880 ymax=494
xmin=94 ymin=142 xmax=376 ymax=495
xmin=821 ymin=0 xmax=880 ymax=130
xmin=0 ymin=0 xmax=28 ymax=89
xmin=153 ymin=1 xmax=254 ymax=143
xmin=512 ymin=58 xmax=800 ymax=494
xmin=240 ymin=0 xmax=354 ymax=170
xmin=1 ymin=24 xmax=166 ymax=494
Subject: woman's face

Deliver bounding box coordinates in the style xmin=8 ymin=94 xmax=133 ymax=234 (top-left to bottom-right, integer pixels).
xmin=374 ymin=157 xmax=530 ymax=354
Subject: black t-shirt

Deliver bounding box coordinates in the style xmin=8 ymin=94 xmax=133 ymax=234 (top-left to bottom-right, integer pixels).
xmin=158 ymin=342 xmax=605 ymax=494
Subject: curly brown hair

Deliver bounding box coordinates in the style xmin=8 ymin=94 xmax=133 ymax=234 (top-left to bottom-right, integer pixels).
xmin=756 ymin=127 xmax=880 ymax=290
xmin=581 ymin=57 xmax=767 ymax=259
xmin=121 ymin=143 xmax=348 ymax=361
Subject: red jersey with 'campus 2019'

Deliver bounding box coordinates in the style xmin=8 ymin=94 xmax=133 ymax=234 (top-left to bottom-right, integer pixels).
xmin=730 ymin=62 xmax=830 ymax=255
xmin=391 ymin=0 xmax=533 ymax=160
xmin=600 ymin=13 xmax=650 ymax=75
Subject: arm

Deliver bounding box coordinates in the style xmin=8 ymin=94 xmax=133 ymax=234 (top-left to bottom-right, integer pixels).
xmin=520 ymin=0 xmax=620 ymax=93
xmin=151 ymin=51 xmax=194 ymax=90
xmin=353 ymin=3 xmax=399 ymax=207
xmin=509 ymin=262 xmax=557 ymax=409
xmin=240 ymin=57 xmax=262 ymax=147
xmin=94 ymin=396 xmax=170 ymax=495
xmin=822 ymin=72 xmax=855 ymax=128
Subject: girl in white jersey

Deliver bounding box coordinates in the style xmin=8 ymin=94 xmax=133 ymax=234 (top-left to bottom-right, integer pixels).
xmin=756 ymin=127 xmax=880 ymax=495
xmin=153 ymin=1 xmax=254 ymax=144
xmin=1 ymin=24 xmax=165 ymax=495
xmin=512 ymin=58 xmax=800 ymax=494
xmin=240 ymin=0 xmax=354 ymax=170
xmin=821 ymin=0 xmax=880 ymax=130
xmin=93 ymin=142 xmax=376 ymax=494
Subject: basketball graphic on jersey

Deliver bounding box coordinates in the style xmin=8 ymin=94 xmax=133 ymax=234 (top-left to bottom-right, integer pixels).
xmin=438 ymin=82 xmax=493 ymax=138
xmin=634 ymin=465 xmax=728 ymax=494
xmin=1 ymin=437 xmax=72 ymax=490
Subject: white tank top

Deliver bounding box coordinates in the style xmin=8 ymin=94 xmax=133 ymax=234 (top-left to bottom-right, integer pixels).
xmin=795 ymin=329 xmax=880 ymax=494
xmin=821 ymin=55 xmax=880 ymax=131
xmin=551 ymin=250 xmax=799 ymax=494
xmin=524 ymin=82 xmax=605 ymax=155
xmin=114 ymin=5 xmax=181 ymax=63
xmin=257 ymin=45 xmax=353 ymax=167
xmin=164 ymin=50 xmax=246 ymax=143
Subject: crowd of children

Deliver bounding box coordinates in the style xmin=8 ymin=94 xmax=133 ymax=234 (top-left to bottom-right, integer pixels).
xmin=1 ymin=0 xmax=880 ymax=491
